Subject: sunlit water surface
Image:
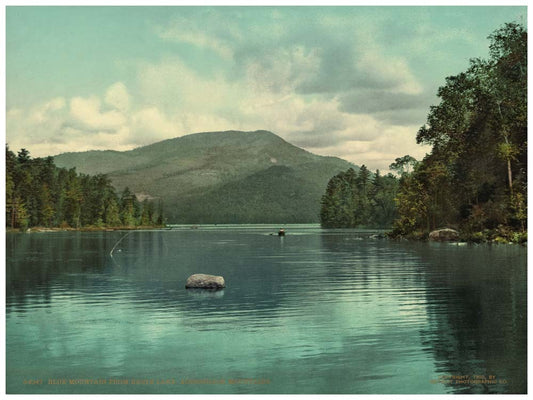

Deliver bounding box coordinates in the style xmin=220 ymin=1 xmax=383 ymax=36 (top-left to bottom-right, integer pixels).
xmin=6 ymin=225 xmax=527 ymax=394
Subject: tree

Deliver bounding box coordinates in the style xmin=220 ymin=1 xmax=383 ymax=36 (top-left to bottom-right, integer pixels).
xmin=105 ymin=197 xmax=122 ymax=227
xmin=120 ymin=187 xmax=138 ymax=227
xmin=156 ymin=200 xmax=165 ymax=226
xmin=64 ymin=169 xmax=83 ymax=228
xmin=140 ymin=199 xmax=154 ymax=226
xmin=354 ymin=165 xmax=371 ymax=225
xmin=17 ymin=148 xmax=30 ymax=164
xmin=370 ymin=171 xmax=399 ymax=228
xmin=38 ymin=184 xmax=55 ymax=227
xmin=389 ymin=155 xmax=418 ymax=177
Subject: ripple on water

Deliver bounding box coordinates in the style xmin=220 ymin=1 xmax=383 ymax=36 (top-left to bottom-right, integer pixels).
xmin=5 ymin=229 xmax=527 ymax=394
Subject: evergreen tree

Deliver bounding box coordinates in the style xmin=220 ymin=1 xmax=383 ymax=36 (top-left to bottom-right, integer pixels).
xmin=120 ymin=187 xmax=138 ymax=227
xmin=38 ymin=184 xmax=55 ymax=227
xmin=156 ymin=200 xmax=164 ymax=226
xmin=105 ymin=197 xmax=122 ymax=227
xmin=354 ymin=165 xmax=371 ymax=225
xmin=140 ymin=199 xmax=154 ymax=226
xmin=64 ymin=169 xmax=83 ymax=228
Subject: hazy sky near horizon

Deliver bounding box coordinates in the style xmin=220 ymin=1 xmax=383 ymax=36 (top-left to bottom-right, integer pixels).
xmin=6 ymin=6 xmax=526 ymax=171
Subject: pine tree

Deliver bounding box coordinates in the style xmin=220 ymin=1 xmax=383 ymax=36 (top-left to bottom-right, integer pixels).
xmin=120 ymin=187 xmax=138 ymax=227
xmin=105 ymin=197 xmax=122 ymax=227
xmin=156 ymin=200 xmax=164 ymax=226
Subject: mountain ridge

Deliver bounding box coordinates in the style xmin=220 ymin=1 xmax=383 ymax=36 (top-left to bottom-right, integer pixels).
xmin=53 ymin=130 xmax=357 ymax=223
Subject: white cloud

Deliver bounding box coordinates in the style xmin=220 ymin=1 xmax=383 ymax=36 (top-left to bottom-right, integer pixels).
xmin=155 ymin=14 xmax=239 ymax=60
xmin=7 ymin=84 xmax=136 ymax=155
xmin=158 ymin=28 xmax=234 ymax=60
xmin=7 ymin=99 xmax=68 ymax=150
xmin=105 ymin=82 xmax=130 ymax=112
xmin=29 ymin=97 xmax=66 ymax=124
xmin=69 ymin=96 xmax=127 ymax=131
xmin=137 ymin=57 xmax=240 ymax=114
xmin=244 ymin=46 xmax=321 ymax=95
xmin=130 ymin=107 xmax=177 ymax=145
xmin=307 ymin=124 xmax=431 ymax=171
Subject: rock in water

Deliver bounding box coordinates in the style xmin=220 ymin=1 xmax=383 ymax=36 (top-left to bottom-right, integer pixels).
xmin=429 ymin=228 xmax=460 ymax=242
xmin=185 ymin=274 xmax=225 ymax=289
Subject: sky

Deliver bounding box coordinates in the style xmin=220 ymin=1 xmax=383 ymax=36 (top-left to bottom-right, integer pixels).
xmin=5 ymin=6 xmax=527 ymax=171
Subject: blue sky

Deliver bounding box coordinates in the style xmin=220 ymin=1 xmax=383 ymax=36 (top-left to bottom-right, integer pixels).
xmin=6 ymin=6 xmax=527 ymax=170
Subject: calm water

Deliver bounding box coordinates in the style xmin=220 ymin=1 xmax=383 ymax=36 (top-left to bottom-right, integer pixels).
xmin=6 ymin=225 xmax=527 ymax=394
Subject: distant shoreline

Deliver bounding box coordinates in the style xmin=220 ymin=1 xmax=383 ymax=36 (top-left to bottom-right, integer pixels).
xmin=6 ymin=226 xmax=166 ymax=233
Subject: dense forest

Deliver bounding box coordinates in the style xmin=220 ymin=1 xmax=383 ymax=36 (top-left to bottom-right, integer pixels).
xmin=391 ymin=23 xmax=527 ymax=242
xmin=320 ymin=166 xmax=399 ymax=228
xmin=6 ymin=147 xmax=164 ymax=230
xmin=319 ymin=23 xmax=527 ymax=243
xmin=386 ymin=23 xmax=527 ymax=241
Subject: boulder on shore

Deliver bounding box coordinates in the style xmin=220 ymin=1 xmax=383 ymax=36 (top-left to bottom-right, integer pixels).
xmin=185 ymin=274 xmax=225 ymax=289
xmin=429 ymin=228 xmax=460 ymax=242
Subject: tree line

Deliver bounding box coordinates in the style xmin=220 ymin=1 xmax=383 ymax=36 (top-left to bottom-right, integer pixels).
xmin=320 ymin=22 xmax=526 ymax=242
xmin=391 ymin=22 xmax=526 ymax=242
xmin=320 ymin=166 xmax=399 ymax=228
xmin=6 ymin=147 xmax=164 ymax=230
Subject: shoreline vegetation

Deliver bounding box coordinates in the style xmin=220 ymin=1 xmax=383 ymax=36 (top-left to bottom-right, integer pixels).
xmin=6 ymin=225 xmax=166 ymax=234
xmin=6 ymin=147 xmax=165 ymax=232
xmin=7 ymin=223 xmax=525 ymax=246
xmin=321 ymin=23 xmax=527 ymax=246
xmin=386 ymin=228 xmax=527 ymax=245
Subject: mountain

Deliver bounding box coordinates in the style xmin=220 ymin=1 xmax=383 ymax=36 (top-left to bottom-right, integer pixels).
xmin=53 ymin=130 xmax=357 ymax=223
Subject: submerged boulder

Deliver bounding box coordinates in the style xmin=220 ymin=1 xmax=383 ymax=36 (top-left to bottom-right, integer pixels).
xmin=429 ymin=228 xmax=460 ymax=242
xmin=185 ymin=274 xmax=225 ymax=289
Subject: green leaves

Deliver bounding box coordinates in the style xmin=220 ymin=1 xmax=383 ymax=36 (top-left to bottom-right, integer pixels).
xmin=389 ymin=155 xmax=418 ymax=176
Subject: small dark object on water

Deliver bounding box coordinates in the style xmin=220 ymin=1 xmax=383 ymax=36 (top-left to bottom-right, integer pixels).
xmin=185 ymin=274 xmax=225 ymax=289
xmin=278 ymin=228 xmax=285 ymax=236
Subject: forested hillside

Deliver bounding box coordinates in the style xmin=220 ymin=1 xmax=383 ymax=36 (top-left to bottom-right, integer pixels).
xmin=6 ymin=147 xmax=163 ymax=230
xmin=54 ymin=130 xmax=356 ymax=223
xmin=391 ymin=23 xmax=527 ymax=242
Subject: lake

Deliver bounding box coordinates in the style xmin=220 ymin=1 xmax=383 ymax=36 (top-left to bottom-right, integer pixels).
xmin=5 ymin=224 xmax=527 ymax=394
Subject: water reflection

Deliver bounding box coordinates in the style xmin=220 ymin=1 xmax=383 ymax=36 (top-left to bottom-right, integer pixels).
xmin=187 ymin=289 xmax=225 ymax=299
xmin=414 ymin=244 xmax=527 ymax=394
xmin=5 ymin=227 xmax=526 ymax=394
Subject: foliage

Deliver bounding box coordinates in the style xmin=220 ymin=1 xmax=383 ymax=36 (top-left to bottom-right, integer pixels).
xmin=320 ymin=166 xmax=399 ymax=228
xmin=5 ymin=146 xmax=164 ymax=229
xmin=389 ymin=155 xmax=418 ymax=176
xmin=392 ymin=22 xmax=527 ymax=238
